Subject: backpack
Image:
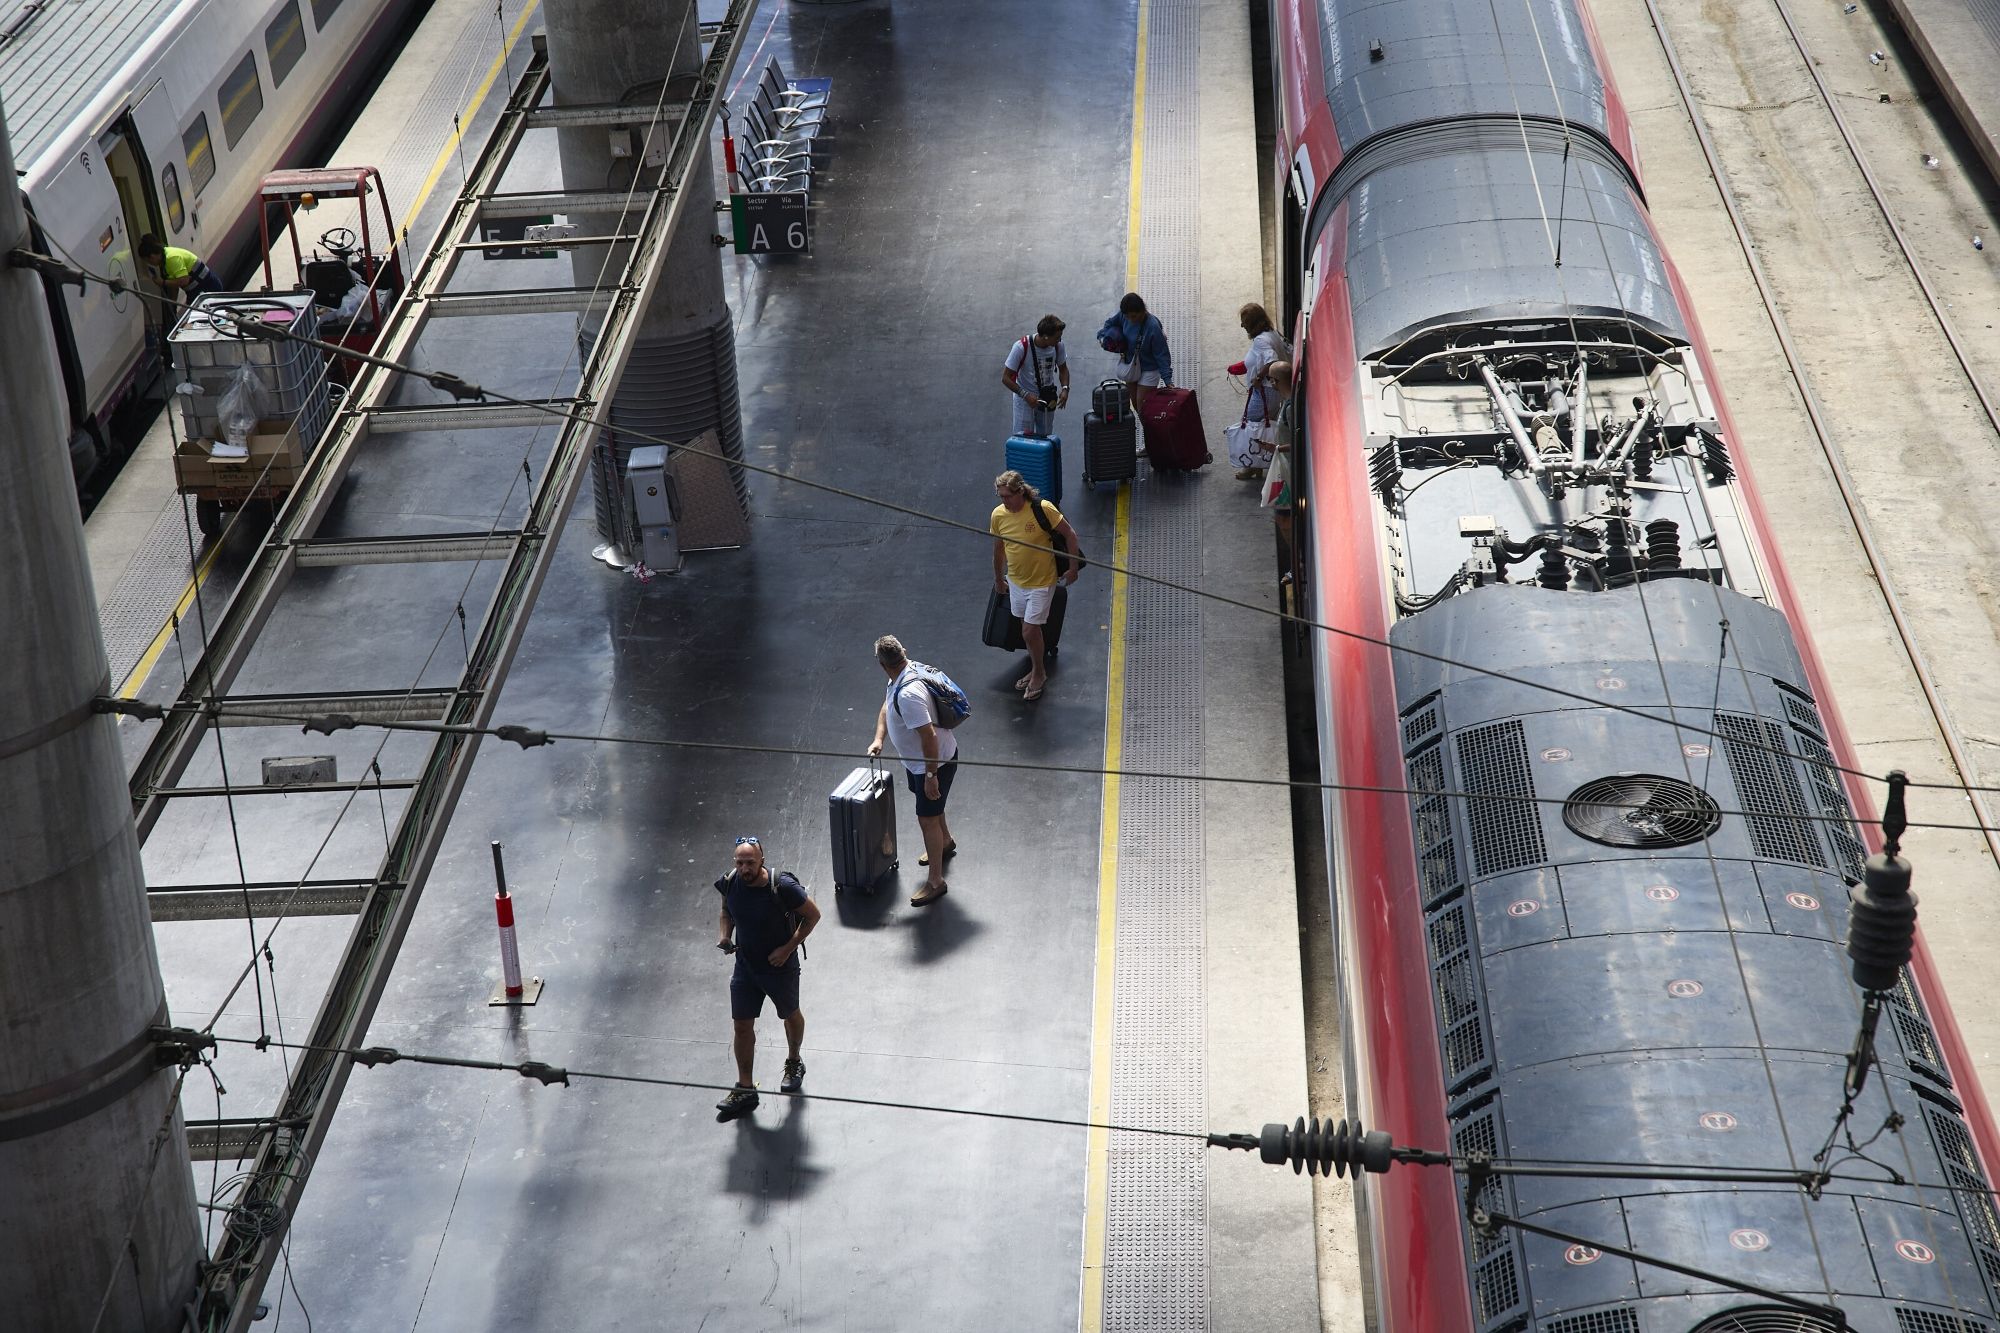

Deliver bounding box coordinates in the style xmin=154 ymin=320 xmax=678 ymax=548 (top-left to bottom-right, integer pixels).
xmin=895 ymin=661 xmax=972 ymax=729
xmin=713 ymin=868 xmax=812 ymax=961
xmin=1029 ymin=498 xmax=1082 ymax=578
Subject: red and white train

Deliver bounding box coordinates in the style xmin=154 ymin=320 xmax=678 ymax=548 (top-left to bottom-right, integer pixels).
xmin=1272 ymin=0 xmax=2000 ymax=1327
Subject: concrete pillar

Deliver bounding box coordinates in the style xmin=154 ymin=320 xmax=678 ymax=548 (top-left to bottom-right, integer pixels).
xmin=0 ymin=97 xmax=202 ymax=1330
xmin=543 ymin=0 xmax=747 ymax=561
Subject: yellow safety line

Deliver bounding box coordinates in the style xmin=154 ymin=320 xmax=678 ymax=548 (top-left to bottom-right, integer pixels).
xmin=1081 ymin=1 xmax=1148 ymax=1325
xmin=115 ymin=1 xmax=541 ymax=700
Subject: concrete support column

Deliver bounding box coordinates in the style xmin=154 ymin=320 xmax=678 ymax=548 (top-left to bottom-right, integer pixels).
xmin=543 ymin=0 xmax=747 ymax=560
xmin=0 ymin=96 xmax=202 ymax=1332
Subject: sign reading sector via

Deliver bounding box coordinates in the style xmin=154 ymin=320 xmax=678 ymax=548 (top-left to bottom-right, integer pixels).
xmin=729 ymin=192 xmax=809 ymax=255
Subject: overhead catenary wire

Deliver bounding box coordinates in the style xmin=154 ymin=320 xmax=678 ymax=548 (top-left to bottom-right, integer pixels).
xmin=133 ymin=704 xmax=2000 ymax=843
xmin=29 ymin=250 xmax=1989 ymax=812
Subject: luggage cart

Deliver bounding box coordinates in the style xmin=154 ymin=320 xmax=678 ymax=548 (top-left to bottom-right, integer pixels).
xmin=167 ymin=291 xmax=336 ymax=538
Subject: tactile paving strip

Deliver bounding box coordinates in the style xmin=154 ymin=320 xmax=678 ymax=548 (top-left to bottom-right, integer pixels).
xmin=97 ymin=498 xmax=203 ymax=689
xmin=368 ymin=0 xmax=539 ymax=240
xmin=1104 ymin=0 xmax=1207 ymax=1325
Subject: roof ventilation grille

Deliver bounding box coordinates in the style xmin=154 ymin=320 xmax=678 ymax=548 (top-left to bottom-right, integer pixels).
xmin=1562 ymin=773 xmax=1721 ymax=848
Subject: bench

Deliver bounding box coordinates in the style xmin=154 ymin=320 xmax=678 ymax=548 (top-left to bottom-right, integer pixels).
xmin=733 ymin=57 xmax=832 ymax=195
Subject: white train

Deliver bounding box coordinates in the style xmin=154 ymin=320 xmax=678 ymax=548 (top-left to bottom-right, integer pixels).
xmin=1 ymin=0 xmax=416 ymax=489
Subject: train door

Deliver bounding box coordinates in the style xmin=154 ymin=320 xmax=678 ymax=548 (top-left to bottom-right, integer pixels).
xmin=100 ymin=84 xmax=185 ymax=376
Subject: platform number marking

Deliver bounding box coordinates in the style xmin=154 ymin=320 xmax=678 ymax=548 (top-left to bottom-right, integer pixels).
xmin=1563 ymin=1245 xmax=1601 ymax=1266
xmin=1666 ymin=979 xmax=1704 ymax=998
xmin=1506 ymin=900 xmax=1540 ymax=917
xmin=1645 ymin=885 xmax=1680 ymax=903
xmin=1729 ymin=1229 xmax=1770 ymax=1252
xmin=1596 ymin=676 xmax=1626 ymax=690
xmin=1700 ymin=1111 xmax=1738 ymax=1132
xmin=1785 ymin=892 xmax=1821 ymax=911
xmin=730 ymin=192 xmax=810 ymax=255
xmin=1896 ymin=1239 xmax=1936 ymax=1263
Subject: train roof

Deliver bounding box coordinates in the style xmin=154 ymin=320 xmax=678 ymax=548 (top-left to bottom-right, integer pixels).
xmin=0 ymin=0 xmax=190 ymax=169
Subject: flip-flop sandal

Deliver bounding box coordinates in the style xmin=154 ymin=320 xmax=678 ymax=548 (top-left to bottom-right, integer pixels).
xmin=1023 ymin=685 xmax=1046 ymax=702
xmin=918 ymin=841 xmax=959 ymax=867
xmin=1015 ymin=675 xmax=1033 ymax=691
xmin=910 ymin=883 xmax=949 ymax=907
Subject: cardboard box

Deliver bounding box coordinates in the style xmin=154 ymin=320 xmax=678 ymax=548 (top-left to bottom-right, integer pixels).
xmin=174 ymin=417 xmax=305 ymax=494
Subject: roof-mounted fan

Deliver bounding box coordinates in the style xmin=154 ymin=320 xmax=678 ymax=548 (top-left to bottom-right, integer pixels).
xmin=1562 ymin=773 xmax=1722 ymax=849
xmin=1688 ymin=1310 xmax=1846 ymax=1333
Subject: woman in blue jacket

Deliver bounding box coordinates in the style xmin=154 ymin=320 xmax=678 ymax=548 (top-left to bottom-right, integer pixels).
xmin=1098 ymin=292 xmax=1172 ymax=424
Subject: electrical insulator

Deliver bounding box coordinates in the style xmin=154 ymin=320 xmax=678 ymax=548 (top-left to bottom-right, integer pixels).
xmin=1602 ymin=518 xmax=1637 ymax=588
xmin=1537 ymin=546 xmax=1570 ymax=590
xmin=1645 ymin=518 xmax=1681 ymax=571
xmin=1848 ymin=771 xmax=1916 ymax=993
xmin=1260 ymin=1117 xmax=1395 ymax=1178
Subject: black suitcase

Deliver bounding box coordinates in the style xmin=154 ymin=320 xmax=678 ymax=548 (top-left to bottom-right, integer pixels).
xmin=829 ymin=764 xmax=897 ymax=892
xmin=981 ymin=585 xmax=1067 ymax=655
xmin=1092 ymin=378 xmax=1127 ymax=424
xmin=1082 ymin=411 xmax=1138 ymax=489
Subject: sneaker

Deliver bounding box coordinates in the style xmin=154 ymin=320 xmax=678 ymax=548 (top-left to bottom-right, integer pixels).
xmin=780 ymin=1058 xmax=806 ymax=1095
xmin=715 ymin=1084 xmax=759 ymax=1121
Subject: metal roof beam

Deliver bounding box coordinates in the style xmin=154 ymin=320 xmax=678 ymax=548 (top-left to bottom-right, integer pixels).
xmin=422 ymin=287 xmax=621 ymax=317
xmin=289 ymin=532 xmax=527 ymax=567
xmin=479 ymin=190 xmax=642 ymax=219
xmin=145 ymin=779 xmax=418 ymax=799
xmin=522 ymin=103 xmax=691 ymax=131
xmin=203 ymin=689 xmax=458 ymax=727
xmin=148 ymin=880 xmax=381 ymax=923
xmin=360 ymin=400 xmax=576 ymax=433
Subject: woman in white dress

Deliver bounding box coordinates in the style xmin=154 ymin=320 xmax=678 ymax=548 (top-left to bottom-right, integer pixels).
xmin=1229 ymin=302 xmax=1292 ymax=479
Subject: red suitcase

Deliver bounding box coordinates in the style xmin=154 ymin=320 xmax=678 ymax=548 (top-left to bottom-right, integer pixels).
xmin=1139 ymin=386 xmax=1209 ymax=470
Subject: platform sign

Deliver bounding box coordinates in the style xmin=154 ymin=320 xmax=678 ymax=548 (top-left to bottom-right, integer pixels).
xmin=480 ymin=214 xmax=557 ymax=260
xmin=730 ymin=192 xmax=809 ymax=255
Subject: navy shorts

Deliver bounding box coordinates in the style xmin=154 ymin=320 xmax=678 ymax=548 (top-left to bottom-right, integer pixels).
xmin=730 ymin=964 xmax=800 ymax=1020
xmin=907 ymin=761 xmax=957 ymax=817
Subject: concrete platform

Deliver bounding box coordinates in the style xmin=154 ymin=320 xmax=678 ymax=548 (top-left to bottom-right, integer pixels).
xmin=124 ymin=0 xmax=1326 ymax=1328
xmin=1887 ymin=0 xmax=2000 ymax=191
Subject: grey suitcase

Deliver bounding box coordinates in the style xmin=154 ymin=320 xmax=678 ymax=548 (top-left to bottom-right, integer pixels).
xmin=829 ymin=764 xmax=897 ymax=892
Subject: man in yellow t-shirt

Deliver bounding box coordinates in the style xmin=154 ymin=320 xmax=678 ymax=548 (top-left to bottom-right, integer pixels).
xmin=138 ymin=233 xmax=222 ymax=306
xmin=990 ymin=469 xmax=1082 ymax=701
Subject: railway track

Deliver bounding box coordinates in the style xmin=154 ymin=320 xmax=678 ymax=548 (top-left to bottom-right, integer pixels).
xmin=1637 ymin=0 xmax=2000 ymax=871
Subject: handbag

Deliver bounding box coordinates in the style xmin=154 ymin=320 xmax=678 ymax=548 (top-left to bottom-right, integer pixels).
xmin=1224 ymin=375 xmax=1276 ymax=470
xmin=1260 ymin=449 xmax=1291 ymax=508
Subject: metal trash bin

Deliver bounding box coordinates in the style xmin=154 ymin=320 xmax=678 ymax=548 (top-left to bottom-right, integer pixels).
xmin=626 ymin=445 xmax=682 ymax=575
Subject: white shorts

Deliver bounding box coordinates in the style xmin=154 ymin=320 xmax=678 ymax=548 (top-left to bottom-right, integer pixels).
xmin=1113 ymin=359 xmax=1162 ymax=388
xmin=1008 ymin=579 xmax=1057 ymax=625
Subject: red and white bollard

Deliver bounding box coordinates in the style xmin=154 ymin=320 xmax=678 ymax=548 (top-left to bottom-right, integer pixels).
xmin=487 ymin=841 xmax=543 ymax=1006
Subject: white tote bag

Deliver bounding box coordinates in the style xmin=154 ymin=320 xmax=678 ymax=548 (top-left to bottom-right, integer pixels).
xmin=1224 ymin=378 xmax=1275 ymax=470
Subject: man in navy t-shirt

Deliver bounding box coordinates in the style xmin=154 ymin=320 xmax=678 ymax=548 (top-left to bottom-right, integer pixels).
xmin=714 ymin=836 xmax=819 ymax=1121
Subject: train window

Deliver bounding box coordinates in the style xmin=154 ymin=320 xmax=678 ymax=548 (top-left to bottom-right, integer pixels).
xmin=310 ymin=0 xmax=343 ymax=29
xmin=161 ymin=164 xmax=186 ymax=232
xmin=182 ymin=115 xmax=215 ymax=197
xmin=265 ymin=3 xmax=306 ymax=87
xmin=218 ymin=51 xmax=265 ymax=151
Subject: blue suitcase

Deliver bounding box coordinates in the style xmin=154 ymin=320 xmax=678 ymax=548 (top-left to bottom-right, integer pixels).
xmin=1004 ymin=433 xmax=1062 ymax=506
